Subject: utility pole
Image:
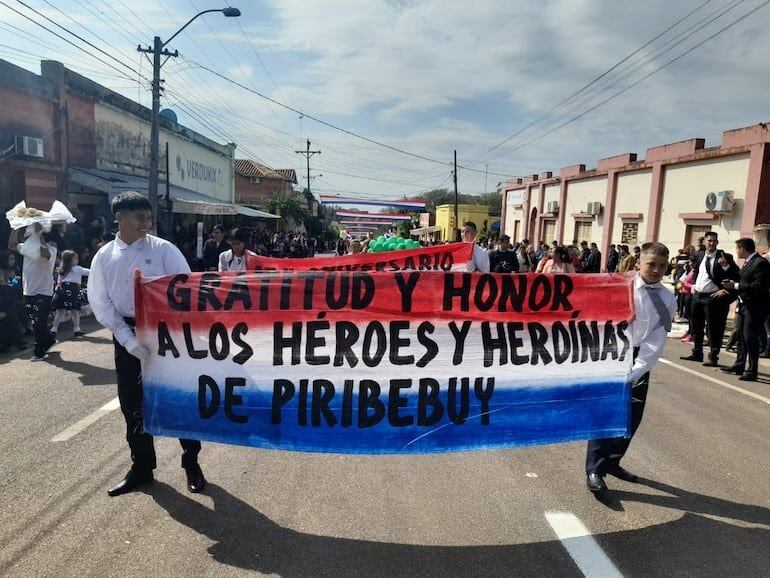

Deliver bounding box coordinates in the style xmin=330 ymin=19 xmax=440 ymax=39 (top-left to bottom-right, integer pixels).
xmin=295 ymin=139 xmax=321 ymax=197
xmin=136 ymin=36 xmax=179 ymax=234
xmin=138 ymin=7 xmax=241 ymax=236
xmin=453 ymin=150 xmax=459 ymax=241
xmin=138 ymin=37 xmax=178 ymax=236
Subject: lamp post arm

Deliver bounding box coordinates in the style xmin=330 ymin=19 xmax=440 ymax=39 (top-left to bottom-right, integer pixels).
xmin=163 ymin=9 xmax=223 ymax=47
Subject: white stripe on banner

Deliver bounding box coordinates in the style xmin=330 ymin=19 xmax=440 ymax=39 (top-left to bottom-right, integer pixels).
xmin=545 ymin=512 xmax=623 ymax=578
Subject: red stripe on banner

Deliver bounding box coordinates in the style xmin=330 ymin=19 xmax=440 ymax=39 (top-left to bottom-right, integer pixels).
xmin=250 ymin=243 xmax=473 ymax=272
xmin=136 ymin=271 xmax=634 ymax=332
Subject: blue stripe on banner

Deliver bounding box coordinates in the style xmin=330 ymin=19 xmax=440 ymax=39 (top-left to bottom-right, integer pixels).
xmin=143 ymin=381 xmax=631 ymax=454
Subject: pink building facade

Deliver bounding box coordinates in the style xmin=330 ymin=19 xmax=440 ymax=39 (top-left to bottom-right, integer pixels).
xmin=501 ymin=122 xmax=770 ymax=267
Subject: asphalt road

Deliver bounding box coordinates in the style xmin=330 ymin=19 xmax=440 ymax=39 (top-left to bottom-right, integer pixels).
xmin=1 ymin=319 xmax=768 ymax=577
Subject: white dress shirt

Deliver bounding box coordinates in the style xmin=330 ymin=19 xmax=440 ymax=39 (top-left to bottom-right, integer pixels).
xmin=628 ymin=275 xmax=677 ymax=384
xmin=88 ymin=233 xmax=191 ymax=349
xmin=22 ymin=243 xmax=57 ymax=296
xmin=218 ymin=249 xmax=246 ymax=272
xmin=466 ymin=243 xmax=490 ymax=273
xmin=59 ymin=265 xmax=90 ymax=284
xmin=693 ymin=251 xmax=719 ymax=293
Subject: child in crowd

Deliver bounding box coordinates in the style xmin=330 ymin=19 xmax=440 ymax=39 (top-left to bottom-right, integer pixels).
xmin=51 ymin=250 xmax=90 ymax=337
xmin=585 ymin=242 xmax=676 ymax=492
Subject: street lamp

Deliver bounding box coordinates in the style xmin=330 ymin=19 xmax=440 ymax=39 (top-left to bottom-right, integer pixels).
xmin=138 ymin=7 xmax=241 ymax=236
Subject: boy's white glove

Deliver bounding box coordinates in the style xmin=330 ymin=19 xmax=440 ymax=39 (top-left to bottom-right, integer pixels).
xmin=125 ymin=337 xmax=152 ymax=362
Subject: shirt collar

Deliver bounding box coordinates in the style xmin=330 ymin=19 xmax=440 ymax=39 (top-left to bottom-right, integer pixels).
xmin=635 ymin=275 xmax=663 ymax=290
xmin=746 ymin=252 xmax=757 ymax=262
xmin=115 ymin=233 xmax=147 ymax=251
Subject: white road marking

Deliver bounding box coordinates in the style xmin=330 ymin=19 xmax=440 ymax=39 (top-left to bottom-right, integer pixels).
xmin=545 ymin=512 xmax=622 ymax=578
xmin=51 ymin=397 xmax=121 ymax=442
xmin=660 ymin=358 xmax=770 ymax=405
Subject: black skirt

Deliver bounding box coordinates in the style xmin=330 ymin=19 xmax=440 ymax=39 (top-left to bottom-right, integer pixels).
xmin=52 ymin=282 xmax=85 ymax=310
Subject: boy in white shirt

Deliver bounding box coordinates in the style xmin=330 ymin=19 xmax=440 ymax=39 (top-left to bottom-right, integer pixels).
xmin=585 ymin=242 xmax=676 ymax=492
xmin=88 ymin=192 xmax=206 ymax=497
xmin=8 ymin=224 xmax=58 ymax=361
xmin=462 ymin=221 xmax=490 ymax=273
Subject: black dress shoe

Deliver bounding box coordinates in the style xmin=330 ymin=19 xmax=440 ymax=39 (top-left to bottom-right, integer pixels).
xmin=607 ymin=465 xmax=639 ymax=483
xmin=702 ymin=359 xmax=719 ymax=367
xmin=108 ymin=468 xmax=153 ymax=497
xmin=738 ymin=373 xmax=758 ymax=382
xmin=185 ymin=464 xmax=206 ymax=493
xmin=680 ymin=354 xmax=703 ymax=362
xmin=586 ymin=473 xmax=607 ymax=492
xmin=720 ymin=365 xmax=743 ymax=374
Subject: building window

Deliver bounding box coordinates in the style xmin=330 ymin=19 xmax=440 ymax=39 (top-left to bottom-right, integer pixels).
xmin=621 ymin=222 xmax=639 ymax=245
xmin=543 ymin=220 xmax=556 ymax=244
xmin=575 ymin=221 xmax=592 ymax=243
xmin=685 ymin=225 xmax=712 ymax=249
xmin=250 ymin=177 xmax=260 ymax=184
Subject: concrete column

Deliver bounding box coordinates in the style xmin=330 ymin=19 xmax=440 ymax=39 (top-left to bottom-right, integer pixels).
xmin=600 ymin=170 xmax=618 ymax=270
xmin=534 ymin=183 xmax=546 ymax=242
xmin=645 ymin=162 xmax=665 ymax=242
xmin=741 ymin=143 xmax=770 ymax=236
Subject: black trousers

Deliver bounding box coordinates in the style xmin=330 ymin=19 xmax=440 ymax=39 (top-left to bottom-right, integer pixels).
xmin=586 ymin=372 xmax=649 ymax=475
xmin=114 ymin=338 xmax=200 ymax=472
xmin=24 ymin=294 xmax=53 ymax=358
xmin=735 ymin=306 xmax=768 ymax=376
xmin=690 ymin=292 xmax=730 ymax=360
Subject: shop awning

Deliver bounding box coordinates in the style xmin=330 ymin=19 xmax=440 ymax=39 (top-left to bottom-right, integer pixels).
xmin=234 ymin=205 xmax=280 ymax=219
xmin=68 ymin=166 xmax=150 ymax=197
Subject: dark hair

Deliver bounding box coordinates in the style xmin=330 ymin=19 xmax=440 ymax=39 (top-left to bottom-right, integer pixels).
xmin=212 ymin=224 xmax=225 ymax=234
xmin=111 ymin=191 xmax=151 ymax=215
xmin=59 ymin=249 xmax=77 ymax=277
xmin=499 ymin=234 xmax=510 ymax=242
xmin=230 ymin=228 xmax=249 ymax=244
xmin=735 ymin=237 xmax=755 ymax=253
xmin=704 ymin=231 xmax=718 ymax=240
xmin=553 ymin=246 xmax=569 ymax=262
xmin=0 ymin=250 xmax=16 ymax=270
xmin=640 ymin=242 xmax=669 ymax=259
xmin=590 ymin=242 xmax=598 ymax=249
xmin=463 ymin=221 xmax=477 ymax=232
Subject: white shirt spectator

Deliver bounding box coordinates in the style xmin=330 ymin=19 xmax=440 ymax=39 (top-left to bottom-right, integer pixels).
xmin=466 ymin=243 xmax=490 ymax=273
xmin=218 ymin=249 xmax=246 ymax=272
xmin=22 ymin=243 xmax=57 ymax=296
xmin=628 ymin=275 xmax=676 ymax=384
xmin=693 ymin=252 xmax=719 ymax=293
xmin=88 ymin=234 xmax=190 ymax=351
xmin=59 ymin=265 xmax=90 ymax=284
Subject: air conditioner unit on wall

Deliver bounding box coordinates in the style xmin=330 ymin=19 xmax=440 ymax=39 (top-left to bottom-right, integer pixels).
xmin=705 ymin=190 xmax=735 ymax=213
xmin=15 ymin=136 xmax=44 ymax=158
xmin=250 ymin=176 xmax=260 ymax=184
xmin=546 ymin=201 xmax=559 ymax=213
xmin=586 ymin=202 xmax=602 ymax=215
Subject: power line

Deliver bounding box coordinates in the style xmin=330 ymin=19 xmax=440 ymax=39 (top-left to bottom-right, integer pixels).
xmin=6 ymin=0 xmax=144 ymax=80
xmin=499 ymin=0 xmax=770 ymax=156
xmin=182 ymin=55 xmax=522 ymax=179
xmin=468 ymin=0 xmax=718 ymax=167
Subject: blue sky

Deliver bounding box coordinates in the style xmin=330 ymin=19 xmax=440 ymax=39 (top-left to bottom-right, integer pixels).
xmin=1 ymin=0 xmax=769 ymax=202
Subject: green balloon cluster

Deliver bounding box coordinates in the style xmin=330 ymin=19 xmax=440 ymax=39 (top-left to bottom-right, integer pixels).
xmin=367 ymin=235 xmax=421 ymax=253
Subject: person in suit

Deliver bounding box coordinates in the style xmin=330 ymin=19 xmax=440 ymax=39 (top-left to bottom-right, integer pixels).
xmin=720 ymin=238 xmax=770 ymax=381
xmin=488 ymin=235 xmax=519 ymax=273
xmin=585 ymin=242 xmax=602 ymax=273
xmin=680 ymin=231 xmax=739 ymax=367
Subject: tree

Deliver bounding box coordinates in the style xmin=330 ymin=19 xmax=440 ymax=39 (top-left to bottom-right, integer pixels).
xmin=265 ymin=194 xmax=309 ymax=231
